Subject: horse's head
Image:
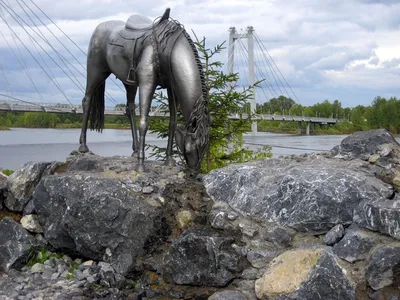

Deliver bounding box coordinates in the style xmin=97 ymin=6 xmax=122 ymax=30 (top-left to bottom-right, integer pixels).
xmin=175 ymin=124 xmax=208 ymax=177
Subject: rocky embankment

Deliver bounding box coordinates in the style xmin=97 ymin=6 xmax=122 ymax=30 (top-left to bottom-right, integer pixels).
xmin=1 ymin=129 xmax=400 ymax=299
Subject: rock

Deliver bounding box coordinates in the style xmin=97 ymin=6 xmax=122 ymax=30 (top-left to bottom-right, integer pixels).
xmin=163 ymin=228 xmax=245 ymax=287
xmin=354 ymin=194 xmax=400 ymax=240
xmin=246 ymin=249 xmax=278 ymax=269
xmin=262 ymin=226 xmax=295 ymax=248
xmin=4 ymin=162 xmax=58 ymax=212
xmin=0 ymin=172 xmax=7 ymax=210
xmin=379 ymin=143 xmax=395 ymax=157
xmin=332 ymin=227 xmax=377 ymax=263
xmin=368 ymin=154 xmax=380 ymax=163
xmin=33 ymin=174 xmax=171 ymax=276
xmin=204 ymin=156 xmax=390 ymax=234
xmin=30 ymin=263 xmax=44 ymax=274
xmin=82 ymin=260 xmax=94 ymax=266
xmin=323 ymin=224 xmax=345 ymax=246
xmin=175 ymin=210 xmax=193 ymax=229
xmin=365 ymin=243 xmax=400 ymax=290
xmin=0 ymin=171 xmax=7 ymax=189
xmin=208 ymin=290 xmax=248 ymax=300
xmin=331 ymin=129 xmax=399 ymax=158
xmin=255 ymin=248 xmax=355 ymax=300
xmin=20 ymin=214 xmax=43 ymax=234
xmin=393 ymin=172 xmax=400 ymax=192
xmin=0 ymin=218 xmax=40 ymax=272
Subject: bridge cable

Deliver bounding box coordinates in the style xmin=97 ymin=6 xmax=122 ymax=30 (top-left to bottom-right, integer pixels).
xmin=250 ymin=36 xmax=286 ymax=98
xmin=235 ymin=39 xmax=249 ymax=90
xmin=27 ymin=0 xmax=129 ymax=97
xmin=0 ymin=93 xmax=66 ymax=112
xmin=8 ymin=0 xmax=71 ymax=106
xmin=0 ymin=8 xmax=72 ymax=104
xmin=250 ymin=39 xmax=280 ymax=100
xmin=20 ymin=0 xmax=85 ymax=72
xmin=254 ymin=32 xmax=301 ymax=105
xmin=237 ymin=38 xmax=281 ymax=98
xmin=0 ymin=4 xmax=47 ymax=105
xmin=237 ymin=38 xmax=276 ymax=101
xmin=0 ymin=60 xmax=13 ymax=97
xmin=1 ymin=0 xmax=85 ymax=93
xmin=17 ymin=0 xmax=123 ymax=105
xmin=237 ymin=38 xmax=279 ymax=99
xmin=253 ymin=33 xmax=291 ymax=101
xmin=0 ymin=1 xmax=118 ymax=107
xmin=221 ymin=32 xmax=246 ymax=74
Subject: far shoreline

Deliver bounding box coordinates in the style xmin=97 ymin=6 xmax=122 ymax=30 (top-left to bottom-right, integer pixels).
xmin=1 ymin=125 xmax=399 ymax=137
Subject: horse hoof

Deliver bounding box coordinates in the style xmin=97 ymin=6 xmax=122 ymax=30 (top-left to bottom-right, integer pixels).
xmin=136 ymin=164 xmax=145 ymax=172
xmin=165 ymin=158 xmax=176 ymax=167
xmin=78 ymin=144 xmax=89 ymax=153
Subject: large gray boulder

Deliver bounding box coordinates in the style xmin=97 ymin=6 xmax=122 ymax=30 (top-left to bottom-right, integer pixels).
xmin=332 ymin=226 xmax=383 ymax=263
xmin=255 ymin=248 xmax=355 ymax=300
xmin=163 ymin=228 xmax=245 ymax=287
xmin=331 ymin=129 xmax=400 ymax=158
xmin=0 ymin=217 xmax=41 ymax=272
xmin=32 ymin=173 xmax=170 ymax=276
xmin=354 ymin=194 xmax=400 ymax=240
xmin=4 ymin=161 xmax=58 ymax=212
xmin=204 ymin=156 xmax=390 ymax=234
xmin=365 ymin=243 xmax=400 ymax=290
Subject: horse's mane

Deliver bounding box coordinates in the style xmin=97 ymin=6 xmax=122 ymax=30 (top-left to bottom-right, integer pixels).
xmin=155 ymin=18 xmax=210 ymax=155
xmin=181 ymin=29 xmax=209 ymax=153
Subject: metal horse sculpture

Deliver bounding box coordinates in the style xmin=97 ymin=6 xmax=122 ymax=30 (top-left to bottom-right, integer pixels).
xmin=78 ymin=8 xmax=209 ymax=175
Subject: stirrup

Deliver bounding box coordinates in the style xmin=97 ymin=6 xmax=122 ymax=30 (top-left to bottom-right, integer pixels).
xmin=126 ymin=67 xmax=137 ymax=85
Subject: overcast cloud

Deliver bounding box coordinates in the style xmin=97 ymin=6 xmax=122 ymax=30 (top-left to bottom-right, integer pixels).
xmin=0 ymin=0 xmax=399 ymax=108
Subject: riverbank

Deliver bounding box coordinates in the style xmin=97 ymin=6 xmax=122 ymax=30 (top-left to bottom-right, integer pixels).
xmin=0 ymin=121 xmax=371 ymax=135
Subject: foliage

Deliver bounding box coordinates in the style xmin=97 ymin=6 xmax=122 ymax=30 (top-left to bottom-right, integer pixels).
xmin=148 ymin=36 xmax=272 ymax=173
xmin=1 ymin=169 xmax=14 ymax=176
xmin=257 ymin=95 xmax=296 ymax=115
xmin=26 ymin=248 xmax=64 ymax=267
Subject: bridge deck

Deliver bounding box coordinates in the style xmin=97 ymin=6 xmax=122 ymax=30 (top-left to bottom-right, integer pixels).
xmin=0 ymin=102 xmax=339 ymax=124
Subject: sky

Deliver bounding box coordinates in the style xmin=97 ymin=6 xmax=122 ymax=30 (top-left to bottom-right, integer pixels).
xmin=0 ymin=0 xmax=400 ymax=109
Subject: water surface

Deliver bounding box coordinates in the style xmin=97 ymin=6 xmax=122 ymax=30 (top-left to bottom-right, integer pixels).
xmin=0 ymin=128 xmax=396 ymax=170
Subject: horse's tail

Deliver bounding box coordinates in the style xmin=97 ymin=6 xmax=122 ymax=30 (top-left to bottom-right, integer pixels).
xmin=89 ymin=81 xmax=105 ymax=132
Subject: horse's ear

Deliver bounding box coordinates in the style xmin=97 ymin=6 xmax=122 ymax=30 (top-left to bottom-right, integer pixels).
xmin=161 ymin=8 xmax=171 ymax=21
xmin=175 ymin=125 xmax=185 ymax=154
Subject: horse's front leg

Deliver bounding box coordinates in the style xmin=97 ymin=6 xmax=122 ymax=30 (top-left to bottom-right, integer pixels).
xmin=165 ymin=88 xmax=177 ymax=167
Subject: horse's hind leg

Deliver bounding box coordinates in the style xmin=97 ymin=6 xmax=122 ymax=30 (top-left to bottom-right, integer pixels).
xmin=123 ymin=84 xmax=139 ymax=155
xmin=78 ymin=70 xmax=110 ymax=152
xmin=165 ymin=88 xmax=177 ymax=166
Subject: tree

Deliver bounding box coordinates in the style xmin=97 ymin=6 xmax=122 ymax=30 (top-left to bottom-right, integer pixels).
xmin=149 ymin=35 xmax=272 ymax=173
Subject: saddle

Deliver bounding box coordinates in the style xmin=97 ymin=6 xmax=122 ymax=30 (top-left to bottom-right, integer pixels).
xmin=109 ymin=8 xmax=171 ymax=85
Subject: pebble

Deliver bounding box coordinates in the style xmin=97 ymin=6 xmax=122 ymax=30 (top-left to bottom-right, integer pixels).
xmin=0 ymin=254 xmax=133 ymax=300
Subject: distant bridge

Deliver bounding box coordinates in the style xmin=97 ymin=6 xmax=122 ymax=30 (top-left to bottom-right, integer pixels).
xmin=0 ymin=100 xmax=340 ymax=135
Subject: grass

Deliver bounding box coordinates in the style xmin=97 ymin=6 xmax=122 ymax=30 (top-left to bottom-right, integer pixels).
xmin=26 ymin=248 xmax=65 ymax=267
xmin=0 ymin=126 xmax=10 ymax=130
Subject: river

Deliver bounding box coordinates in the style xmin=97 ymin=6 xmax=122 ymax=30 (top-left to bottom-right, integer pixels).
xmin=0 ymin=128 xmax=398 ymax=170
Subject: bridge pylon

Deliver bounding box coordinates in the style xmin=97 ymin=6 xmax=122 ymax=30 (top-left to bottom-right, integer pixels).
xmin=228 ymin=26 xmax=257 ymax=135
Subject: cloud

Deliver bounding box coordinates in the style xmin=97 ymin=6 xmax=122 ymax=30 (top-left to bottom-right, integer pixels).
xmin=0 ymin=0 xmax=400 ymax=109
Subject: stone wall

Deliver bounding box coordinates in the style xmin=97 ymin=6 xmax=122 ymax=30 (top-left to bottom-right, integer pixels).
xmin=0 ymin=129 xmax=399 ymax=299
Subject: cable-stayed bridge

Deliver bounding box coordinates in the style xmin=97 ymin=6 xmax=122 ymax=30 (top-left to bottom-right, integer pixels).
xmin=0 ymin=0 xmax=340 ymax=135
